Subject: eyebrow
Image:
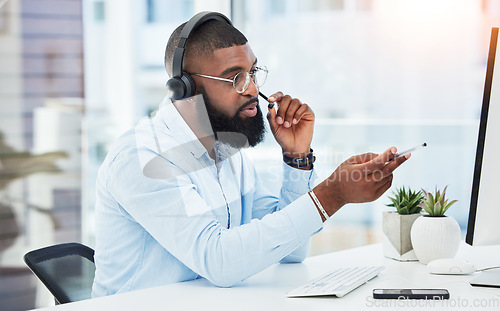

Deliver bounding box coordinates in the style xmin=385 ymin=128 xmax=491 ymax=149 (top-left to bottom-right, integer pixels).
xmin=220 ymin=58 xmax=258 ymax=77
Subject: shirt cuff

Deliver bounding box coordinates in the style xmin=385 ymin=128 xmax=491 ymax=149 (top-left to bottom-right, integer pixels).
xmin=283 ymin=193 xmax=324 ymax=240
xmin=282 ymin=162 xmax=317 ymax=195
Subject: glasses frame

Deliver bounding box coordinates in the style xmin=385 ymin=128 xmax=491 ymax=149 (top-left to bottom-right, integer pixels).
xmin=190 ymin=66 xmax=268 ymax=94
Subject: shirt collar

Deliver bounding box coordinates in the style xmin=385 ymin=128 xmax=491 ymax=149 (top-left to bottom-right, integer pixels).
xmin=157 ymin=97 xmax=208 ymax=159
xmin=156 ymin=97 xmax=241 ymax=162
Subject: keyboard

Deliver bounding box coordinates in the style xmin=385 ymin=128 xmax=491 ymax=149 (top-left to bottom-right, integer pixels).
xmin=287 ymin=266 xmax=384 ymax=298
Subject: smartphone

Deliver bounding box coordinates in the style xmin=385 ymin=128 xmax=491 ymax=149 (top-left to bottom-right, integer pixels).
xmin=373 ymin=289 xmax=449 ymax=300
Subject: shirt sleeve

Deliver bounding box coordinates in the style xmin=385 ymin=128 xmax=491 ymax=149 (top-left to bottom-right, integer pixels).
xmin=250 ymin=161 xmax=322 ymax=263
xmin=106 ymin=149 xmax=323 ymax=288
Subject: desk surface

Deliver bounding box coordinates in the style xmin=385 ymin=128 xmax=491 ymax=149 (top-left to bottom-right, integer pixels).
xmin=35 ymin=243 xmax=500 ymax=311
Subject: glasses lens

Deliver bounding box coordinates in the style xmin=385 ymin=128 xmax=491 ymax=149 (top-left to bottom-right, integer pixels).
xmin=254 ymin=66 xmax=268 ymax=88
xmin=233 ymin=67 xmax=268 ymax=93
xmin=233 ymin=72 xmax=250 ymax=93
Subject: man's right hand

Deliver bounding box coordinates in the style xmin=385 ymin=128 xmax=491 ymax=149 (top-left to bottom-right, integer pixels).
xmin=312 ymin=147 xmax=409 ymax=221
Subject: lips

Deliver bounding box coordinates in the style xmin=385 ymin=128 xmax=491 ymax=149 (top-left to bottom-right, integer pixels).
xmin=238 ymin=99 xmax=258 ymax=118
xmin=240 ymin=105 xmax=257 ymax=117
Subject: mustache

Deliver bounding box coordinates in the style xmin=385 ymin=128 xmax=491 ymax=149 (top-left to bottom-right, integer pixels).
xmin=237 ymin=97 xmax=259 ymax=112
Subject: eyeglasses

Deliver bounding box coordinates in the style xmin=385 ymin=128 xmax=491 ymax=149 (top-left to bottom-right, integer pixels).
xmin=191 ymin=66 xmax=268 ymax=94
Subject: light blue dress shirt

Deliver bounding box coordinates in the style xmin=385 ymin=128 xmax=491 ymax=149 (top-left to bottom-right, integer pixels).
xmin=92 ymin=99 xmax=323 ymax=297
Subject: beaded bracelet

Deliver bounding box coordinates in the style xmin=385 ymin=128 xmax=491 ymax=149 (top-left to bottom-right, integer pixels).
xmin=308 ymin=190 xmax=330 ymax=220
xmin=283 ymin=148 xmax=316 ymax=168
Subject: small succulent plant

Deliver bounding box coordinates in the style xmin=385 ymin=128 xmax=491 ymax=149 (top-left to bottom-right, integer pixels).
xmin=387 ymin=186 xmax=424 ymax=215
xmin=418 ymin=186 xmax=457 ymax=216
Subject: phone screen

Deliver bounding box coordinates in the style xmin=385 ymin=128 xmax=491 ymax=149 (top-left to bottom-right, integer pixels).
xmin=373 ymin=289 xmax=449 ymax=300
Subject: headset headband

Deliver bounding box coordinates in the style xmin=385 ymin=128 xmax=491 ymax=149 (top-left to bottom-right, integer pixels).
xmin=171 ymin=11 xmax=232 ymax=79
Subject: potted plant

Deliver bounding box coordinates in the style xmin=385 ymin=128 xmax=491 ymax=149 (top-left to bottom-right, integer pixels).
xmin=383 ymin=186 xmax=424 ymax=261
xmin=410 ymin=186 xmax=461 ymax=264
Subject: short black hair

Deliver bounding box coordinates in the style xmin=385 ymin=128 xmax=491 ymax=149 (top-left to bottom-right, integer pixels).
xmin=164 ymin=19 xmax=248 ymax=77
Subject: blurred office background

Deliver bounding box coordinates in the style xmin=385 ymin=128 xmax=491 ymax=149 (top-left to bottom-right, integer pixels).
xmin=0 ymin=0 xmax=498 ymax=309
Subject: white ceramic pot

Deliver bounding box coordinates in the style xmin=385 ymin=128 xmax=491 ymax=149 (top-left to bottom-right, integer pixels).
xmin=410 ymin=215 xmax=461 ymax=264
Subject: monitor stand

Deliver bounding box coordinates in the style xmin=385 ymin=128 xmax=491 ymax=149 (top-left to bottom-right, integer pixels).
xmin=470 ymin=270 xmax=500 ymax=288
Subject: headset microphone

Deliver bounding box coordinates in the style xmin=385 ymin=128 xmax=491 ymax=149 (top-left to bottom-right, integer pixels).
xmin=165 ymin=11 xmax=232 ymax=100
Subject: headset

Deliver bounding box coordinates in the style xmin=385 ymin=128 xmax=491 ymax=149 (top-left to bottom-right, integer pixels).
xmin=166 ymin=11 xmax=232 ymax=100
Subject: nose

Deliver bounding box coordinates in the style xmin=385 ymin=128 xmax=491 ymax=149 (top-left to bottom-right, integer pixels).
xmin=242 ymin=76 xmax=259 ymax=97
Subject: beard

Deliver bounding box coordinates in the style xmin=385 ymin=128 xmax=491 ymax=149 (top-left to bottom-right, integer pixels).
xmin=199 ymin=86 xmax=266 ymax=148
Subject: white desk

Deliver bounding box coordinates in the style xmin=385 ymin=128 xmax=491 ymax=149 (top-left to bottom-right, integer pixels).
xmin=35 ymin=242 xmax=500 ymax=311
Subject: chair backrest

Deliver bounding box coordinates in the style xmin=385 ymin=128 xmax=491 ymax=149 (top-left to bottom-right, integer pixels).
xmin=24 ymin=242 xmax=95 ymax=304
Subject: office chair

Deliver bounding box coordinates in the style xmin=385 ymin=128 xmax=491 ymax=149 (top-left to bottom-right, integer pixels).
xmin=23 ymin=242 xmax=95 ymax=304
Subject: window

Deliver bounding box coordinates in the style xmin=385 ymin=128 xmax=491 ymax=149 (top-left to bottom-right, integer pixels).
xmin=234 ymin=0 xmax=491 ymax=254
xmin=94 ymin=0 xmax=105 ymax=22
xmin=145 ymin=0 xmax=194 ymax=23
xmin=0 ymin=0 xmax=8 ymax=33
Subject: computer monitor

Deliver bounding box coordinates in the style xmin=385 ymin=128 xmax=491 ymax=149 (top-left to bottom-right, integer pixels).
xmin=466 ymin=27 xmax=500 ymax=288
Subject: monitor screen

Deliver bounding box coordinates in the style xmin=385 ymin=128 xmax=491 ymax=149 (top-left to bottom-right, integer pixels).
xmin=466 ymin=27 xmax=500 ymax=246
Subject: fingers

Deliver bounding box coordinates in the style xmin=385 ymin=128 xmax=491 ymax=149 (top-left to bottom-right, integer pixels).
xmin=273 ymin=94 xmax=297 ymax=128
xmin=374 ymin=171 xmax=393 ymax=185
xmin=324 ymin=148 xmax=405 ymax=205
xmin=358 ymin=147 xmax=397 ymax=172
xmin=365 ymin=152 xmax=408 ymax=182
xmin=267 ymin=92 xmax=311 ymax=128
xmin=340 ymin=147 xmax=408 ymax=187
xmin=292 ymin=103 xmax=312 ymax=124
xmin=267 ymin=91 xmax=283 ymax=111
xmin=380 ymin=155 xmax=408 ymax=176
xmin=268 ymin=91 xmax=284 ymax=102
xmin=347 ymin=153 xmax=377 ymax=165
xmin=266 ymin=103 xmax=279 ymax=134
xmin=374 ymin=174 xmax=394 ymax=199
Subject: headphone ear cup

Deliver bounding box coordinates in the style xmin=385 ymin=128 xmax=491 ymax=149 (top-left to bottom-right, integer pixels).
xmin=166 ymin=73 xmax=195 ymax=100
xmin=166 ymin=77 xmax=186 ymax=100
xmin=180 ymin=72 xmax=196 ymax=99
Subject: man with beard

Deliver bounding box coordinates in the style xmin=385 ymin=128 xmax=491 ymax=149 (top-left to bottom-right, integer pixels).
xmin=92 ymin=12 xmax=408 ymax=297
